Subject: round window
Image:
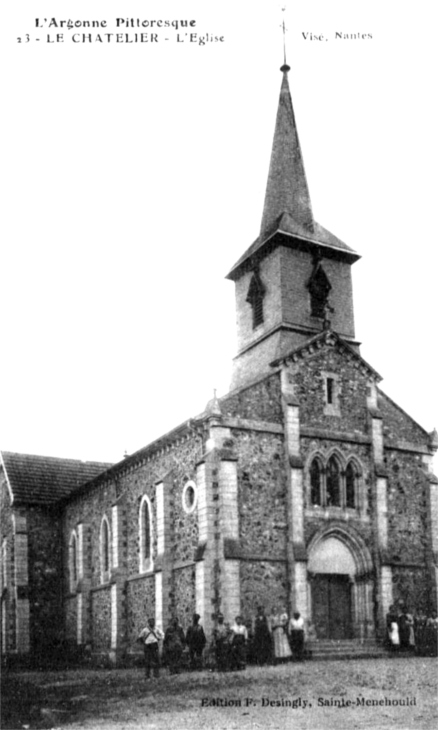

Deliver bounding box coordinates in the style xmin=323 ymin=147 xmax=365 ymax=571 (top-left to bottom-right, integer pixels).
xmin=182 ymin=481 xmax=197 ymax=514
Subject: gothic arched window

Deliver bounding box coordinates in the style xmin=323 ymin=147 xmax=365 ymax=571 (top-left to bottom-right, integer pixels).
xmin=246 ymin=269 xmax=265 ymax=329
xmin=100 ymin=516 xmax=111 ymax=583
xmin=345 ymin=461 xmax=357 ymax=509
xmin=139 ymin=495 xmax=153 ymax=573
xmin=307 ymin=454 xmax=362 ymax=512
xmin=326 ymin=456 xmax=341 ymax=507
xmin=310 ymin=459 xmax=323 ymax=506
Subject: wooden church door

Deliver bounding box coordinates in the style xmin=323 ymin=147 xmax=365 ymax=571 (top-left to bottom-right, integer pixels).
xmin=312 ymin=574 xmax=352 ymax=639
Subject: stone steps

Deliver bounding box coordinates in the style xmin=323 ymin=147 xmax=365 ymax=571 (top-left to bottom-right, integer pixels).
xmin=306 ymin=639 xmax=389 ymax=661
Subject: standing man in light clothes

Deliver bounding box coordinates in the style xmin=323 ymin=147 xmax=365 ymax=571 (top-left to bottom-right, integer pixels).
xmin=138 ymin=617 xmax=164 ymax=679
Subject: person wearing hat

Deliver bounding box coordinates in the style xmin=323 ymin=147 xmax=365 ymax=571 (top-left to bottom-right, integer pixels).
xmin=213 ymin=613 xmax=231 ymax=671
xmin=186 ymin=613 xmax=206 ymax=670
xmin=163 ymin=617 xmax=186 ymax=674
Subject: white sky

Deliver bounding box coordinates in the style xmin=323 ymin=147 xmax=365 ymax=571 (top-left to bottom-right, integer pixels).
xmin=1 ymin=1 xmax=436 ymax=463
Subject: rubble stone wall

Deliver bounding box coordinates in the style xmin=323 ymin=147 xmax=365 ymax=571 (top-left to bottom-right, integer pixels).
xmin=239 ymin=560 xmax=288 ymax=619
xmin=126 ymin=574 xmax=155 ymax=640
xmin=173 ymin=565 xmax=196 ymax=630
xmin=91 ymin=587 xmax=111 ymax=652
xmin=27 ymin=507 xmax=63 ymax=653
xmin=386 ymin=451 xmax=428 ymax=565
xmin=221 ymin=373 xmax=283 ymax=424
xmin=391 ymin=566 xmax=431 ymax=613
xmin=292 ymin=347 xmax=369 ymax=432
xmin=379 ymin=392 xmax=428 ymax=446
xmin=65 ymin=595 xmax=77 ymax=646
xmin=232 ymin=429 xmax=287 ymax=558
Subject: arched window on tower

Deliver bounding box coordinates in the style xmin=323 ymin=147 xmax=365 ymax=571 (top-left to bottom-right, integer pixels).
xmin=139 ymin=495 xmax=153 ymax=573
xmin=310 ymin=458 xmax=323 ymax=506
xmin=246 ymin=269 xmax=265 ymax=329
xmin=326 ymin=456 xmax=341 ymax=507
xmin=100 ymin=517 xmax=111 ymax=583
xmin=307 ymin=260 xmax=332 ymax=318
xmin=345 ymin=461 xmax=357 ymax=509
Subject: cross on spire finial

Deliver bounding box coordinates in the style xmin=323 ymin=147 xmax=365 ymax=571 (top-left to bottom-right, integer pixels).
xmin=280 ymin=6 xmax=290 ymax=72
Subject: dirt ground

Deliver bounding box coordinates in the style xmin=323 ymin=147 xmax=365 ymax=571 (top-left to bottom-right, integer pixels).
xmin=1 ymin=657 xmax=437 ymax=730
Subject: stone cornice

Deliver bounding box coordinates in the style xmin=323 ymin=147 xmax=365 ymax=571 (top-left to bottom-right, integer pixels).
xmin=222 ymin=417 xmax=283 ymax=435
xmin=63 ymin=420 xmax=205 ymax=503
xmin=300 ymin=427 xmax=371 ymax=445
xmin=384 ymin=440 xmax=431 ymax=456
xmin=233 ymin=322 xmax=325 ymax=360
xmin=224 ymin=538 xmax=286 ymax=562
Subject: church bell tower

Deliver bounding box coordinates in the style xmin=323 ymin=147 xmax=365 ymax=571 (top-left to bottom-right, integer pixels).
xmin=227 ymin=64 xmax=361 ymax=390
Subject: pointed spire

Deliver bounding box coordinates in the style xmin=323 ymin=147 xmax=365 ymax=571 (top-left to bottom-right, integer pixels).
xmin=259 ymin=65 xmax=314 ymax=241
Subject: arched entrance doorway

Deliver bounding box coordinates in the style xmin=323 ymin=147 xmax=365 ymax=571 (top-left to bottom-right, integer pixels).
xmin=307 ymin=528 xmax=374 ymax=640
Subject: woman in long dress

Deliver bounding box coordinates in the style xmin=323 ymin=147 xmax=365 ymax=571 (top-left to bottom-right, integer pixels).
xmin=270 ymin=606 xmax=292 ymax=662
xmin=386 ymin=604 xmax=399 ymax=650
xmin=389 ymin=620 xmax=400 ymax=650
xmin=253 ymin=606 xmax=272 ymax=665
xmin=289 ymin=611 xmax=305 ymax=661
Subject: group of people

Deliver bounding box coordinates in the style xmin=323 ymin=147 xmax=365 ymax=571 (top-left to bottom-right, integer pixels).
xmin=386 ymin=604 xmax=438 ymax=656
xmin=138 ymin=613 xmax=206 ymax=678
xmin=138 ymin=605 xmax=306 ymax=679
xmin=139 ymin=602 xmax=438 ymax=678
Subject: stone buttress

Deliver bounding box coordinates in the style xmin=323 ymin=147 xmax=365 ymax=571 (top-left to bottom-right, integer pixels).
xmin=280 ymin=366 xmax=308 ymax=620
xmin=195 ymin=400 xmax=240 ymax=635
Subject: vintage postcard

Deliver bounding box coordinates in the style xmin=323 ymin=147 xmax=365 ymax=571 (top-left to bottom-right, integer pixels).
xmin=1 ymin=2 xmax=436 ymax=729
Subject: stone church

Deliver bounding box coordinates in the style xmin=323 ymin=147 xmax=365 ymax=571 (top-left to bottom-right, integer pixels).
xmin=1 ymin=63 xmax=437 ymax=665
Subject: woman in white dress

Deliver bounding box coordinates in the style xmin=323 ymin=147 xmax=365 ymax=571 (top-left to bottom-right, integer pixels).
xmin=230 ymin=615 xmax=248 ymax=670
xmin=389 ymin=620 xmax=400 ymax=649
xmin=270 ymin=606 xmax=292 ymax=662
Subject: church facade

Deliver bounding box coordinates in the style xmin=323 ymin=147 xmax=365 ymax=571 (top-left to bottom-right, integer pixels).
xmin=1 ymin=64 xmax=437 ymax=665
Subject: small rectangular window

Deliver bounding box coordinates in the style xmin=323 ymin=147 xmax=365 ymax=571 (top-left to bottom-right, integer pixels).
xmin=327 ymin=377 xmax=334 ymax=405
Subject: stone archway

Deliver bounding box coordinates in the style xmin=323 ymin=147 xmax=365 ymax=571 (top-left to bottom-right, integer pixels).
xmin=307 ymin=526 xmax=375 ymax=640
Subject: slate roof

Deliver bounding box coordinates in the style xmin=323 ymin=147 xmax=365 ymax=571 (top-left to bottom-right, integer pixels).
xmin=259 ymin=68 xmax=314 ymax=239
xmin=1 ymin=451 xmax=112 ymax=506
xmin=226 ymin=66 xmax=359 ymax=281
xmin=227 ymin=214 xmax=359 ymax=279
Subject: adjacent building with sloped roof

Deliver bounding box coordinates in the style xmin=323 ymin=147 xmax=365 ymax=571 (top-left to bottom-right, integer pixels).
xmin=0 ymin=452 xmax=111 ymax=657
